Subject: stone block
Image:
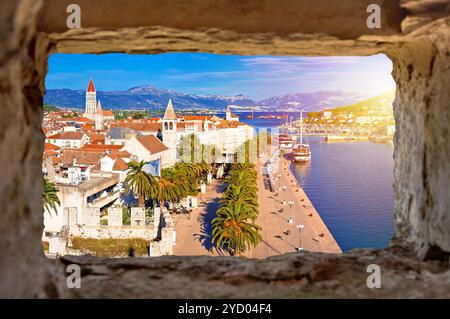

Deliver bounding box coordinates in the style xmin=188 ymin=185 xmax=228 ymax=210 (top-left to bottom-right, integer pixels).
xmin=131 ymin=207 xmax=145 ymax=226
xmin=84 ymin=207 xmax=100 ymax=226
xmin=108 ymin=207 xmax=123 ymax=226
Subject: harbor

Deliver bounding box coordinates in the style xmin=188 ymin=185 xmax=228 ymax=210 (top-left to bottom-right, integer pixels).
xmin=251 ymin=153 xmax=342 ymax=256
xmin=172 ymin=152 xmax=343 ymax=258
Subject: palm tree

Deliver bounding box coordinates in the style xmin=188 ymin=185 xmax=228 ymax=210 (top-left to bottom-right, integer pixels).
xmin=124 ymin=161 xmax=159 ymax=207
xmin=220 ymin=184 xmax=259 ymax=220
xmin=42 ymin=178 xmax=60 ymax=215
xmin=212 ymin=202 xmax=262 ymax=255
xmin=158 ymin=177 xmax=189 ymax=206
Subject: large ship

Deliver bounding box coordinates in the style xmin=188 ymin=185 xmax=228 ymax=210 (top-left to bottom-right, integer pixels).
xmin=292 ymin=110 xmax=311 ymax=162
xmin=278 ymin=133 xmax=294 ymax=150
xmin=293 ymin=143 xmax=311 ymax=162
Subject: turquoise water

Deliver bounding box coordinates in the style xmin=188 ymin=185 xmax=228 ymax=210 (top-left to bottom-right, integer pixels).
xmin=237 ymin=112 xmax=395 ymax=252
xmin=290 ymin=136 xmax=395 ymax=252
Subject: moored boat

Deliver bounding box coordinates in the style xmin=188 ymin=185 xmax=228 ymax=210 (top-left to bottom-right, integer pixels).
xmin=278 ymin=133 xmax=294 ymax=150
xmin=293 ymin=143 xmax=311 ymax=162
xmin=293 ymin=110 xmax=311 ymax=162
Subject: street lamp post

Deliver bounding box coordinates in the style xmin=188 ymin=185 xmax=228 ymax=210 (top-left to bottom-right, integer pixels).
xmin=278 ymin=185 xmax=287 ymax=213
xmin=287 ymin=200 xmax=294 ymax=224
xmin=296 ymin=224 xmax=305 ymax=251
xmin=281 ymin=186 xmax=287 ymax=204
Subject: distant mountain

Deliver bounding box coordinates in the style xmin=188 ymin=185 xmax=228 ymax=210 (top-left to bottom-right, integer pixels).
xmin=44 ymin=85 xmax=372 ymax=112
xmin=258 ymin=90 xmax=370 ymax=112
xmin=44 ymin=85 xmax=255 ymax=111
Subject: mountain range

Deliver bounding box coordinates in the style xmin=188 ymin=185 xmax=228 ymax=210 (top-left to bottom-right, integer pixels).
xmin=44 ymin=85 xmax=371 ymax=112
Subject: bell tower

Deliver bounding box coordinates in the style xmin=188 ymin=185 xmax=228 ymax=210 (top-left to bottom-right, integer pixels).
xmin=85 ymin=78 xmax=97 ymax=119
xmin=162 ymin=99 xmax=177 ymax=165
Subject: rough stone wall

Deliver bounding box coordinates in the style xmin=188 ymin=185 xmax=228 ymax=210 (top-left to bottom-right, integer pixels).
xmin=389 ymin=22 xmax=450 ymax=259
xmin=69 ymin=225 xmax=156 ymax=240
xmin=58 ymin=247 xmax=450 ymax=298
xmin=107 ymin=207 xmax=122 ymax=226
xmin=0 ymin=0 xmax=59 ymax=298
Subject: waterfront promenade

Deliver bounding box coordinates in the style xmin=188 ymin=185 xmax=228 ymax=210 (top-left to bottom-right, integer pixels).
xmin=249 ymin=154 xmax=342 ymax=258
xmin=173 ymin=155 xmax=341 ymax=257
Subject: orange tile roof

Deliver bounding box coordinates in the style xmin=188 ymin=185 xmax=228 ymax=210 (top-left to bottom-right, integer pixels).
xmin=182 ymin=115 xmax=212 ymax=121
xmin=113 ymin=157 xmax=128 ymax=171
xmin=72 ymin=117 xmax=94 ymax=123
xmin=44 ymin=143 xmax=60 ymax=151
xmin=103 ymin=110 xmax=114 ymax=117
xmin=79 ymin=144 xmax=123 ymax=152
xmin=87 ymin=79 xmax=95 ymax=92
xmin=118 ymin=122 xmax=162 ymax=132
xmin=136 ymin=135 xmax=168 ymax=154
xmin=46 ymin=131 xmax=86 ymax=140
xmin=82 ymin=124 xmax=94 ymax=131
xmin=87 ymin=133 xmax=105 ymax=143
xmin=59 ymin=149 xmax=104 ymax=167
xmin=216 ymin=120 xmax=242 ymax=129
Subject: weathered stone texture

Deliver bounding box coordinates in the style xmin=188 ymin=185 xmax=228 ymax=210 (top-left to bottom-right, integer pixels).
xmin=107 ymin=207 xmax=122 ymax=227
xmin=57 ymin=248 xmax=450 ymax=298
xmin=389 ymin=21 xmax=450 ymax=259
xmin=0 ymin=0 xmax=58 ymax=298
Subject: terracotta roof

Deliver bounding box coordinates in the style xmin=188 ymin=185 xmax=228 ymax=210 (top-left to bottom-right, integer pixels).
xmin=59 ymin=149 xmax=103 ymax=167
xmin=110 ymin=150 xmax=131 ymax=158
xmin=118 ymin=122 xmax=161 ymax=132
xmin=87 ymin=133 xmax=105 ymax=143
xmin=72 ymin=117 xmax=94 ymax=123
xmin=163 ymin=99 xmax=177 ymax=120
xmin=80 ymin=144 xmax=123 ymax=152
xmin=44 ymin=143 xmax=60 ymax=151
xmin=182 ymin=115 xmax=212 ymax=121
xmin=87 ymin=79 xmax=95 ymax=92
xmin=136 ymin=135 xmax=168 ymax=154
xmin=112 ymin=157 xmax=128 ymax=171
xmin=82 ymin=124 xmax=94 ymax=131
xmin=103 ymin=110 xmax=114 ymax=117
xmin=44 ymin=150 xmax=59 ymax=156
xmin=216 ymin=120 xmax=241 ymax=129
xmin=46 ymin=131 xmax=86 ymax=140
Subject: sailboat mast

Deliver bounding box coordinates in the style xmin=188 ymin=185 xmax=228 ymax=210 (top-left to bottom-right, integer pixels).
xmin=300 ymin=110 xmax=303 ymax=145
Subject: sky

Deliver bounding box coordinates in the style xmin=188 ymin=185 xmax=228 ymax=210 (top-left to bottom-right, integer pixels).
xmin=46 ymin=53 xmax=395 ymax=101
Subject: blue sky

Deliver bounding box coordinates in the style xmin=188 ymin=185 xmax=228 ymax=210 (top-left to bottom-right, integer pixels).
xmin=46 ymin=53 xmax=395 ymax=100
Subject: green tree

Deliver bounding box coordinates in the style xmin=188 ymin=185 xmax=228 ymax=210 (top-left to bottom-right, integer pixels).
xmin=42 ymin=178 xmax=60 ymax=215
xmin=212 ymin=202 xmax=262 ymax=256
xmin=124 ymin=161 xmax=159 ymax=207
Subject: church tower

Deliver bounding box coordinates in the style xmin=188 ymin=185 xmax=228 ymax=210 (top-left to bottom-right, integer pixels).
xmin=225 ymin=105 xmax=232 ymax=121
xmin=85 ymin=78 xmax=97 ymax=119
xmin=162 ymin=99 xmax=177 ymax=165
xmin=95 ymin=100 xmax=104 ymax=131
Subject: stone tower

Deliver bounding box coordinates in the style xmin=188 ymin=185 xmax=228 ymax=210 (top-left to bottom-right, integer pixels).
xmin=95 ymin=100 xmax=104 ymax=131
xmin=225 ymin=105 xmax=232 ymax=121
xmin=85 ymin=78 xmax=97 ymax=119
xmin=162 ymin=99 xmax=177 ymax=165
